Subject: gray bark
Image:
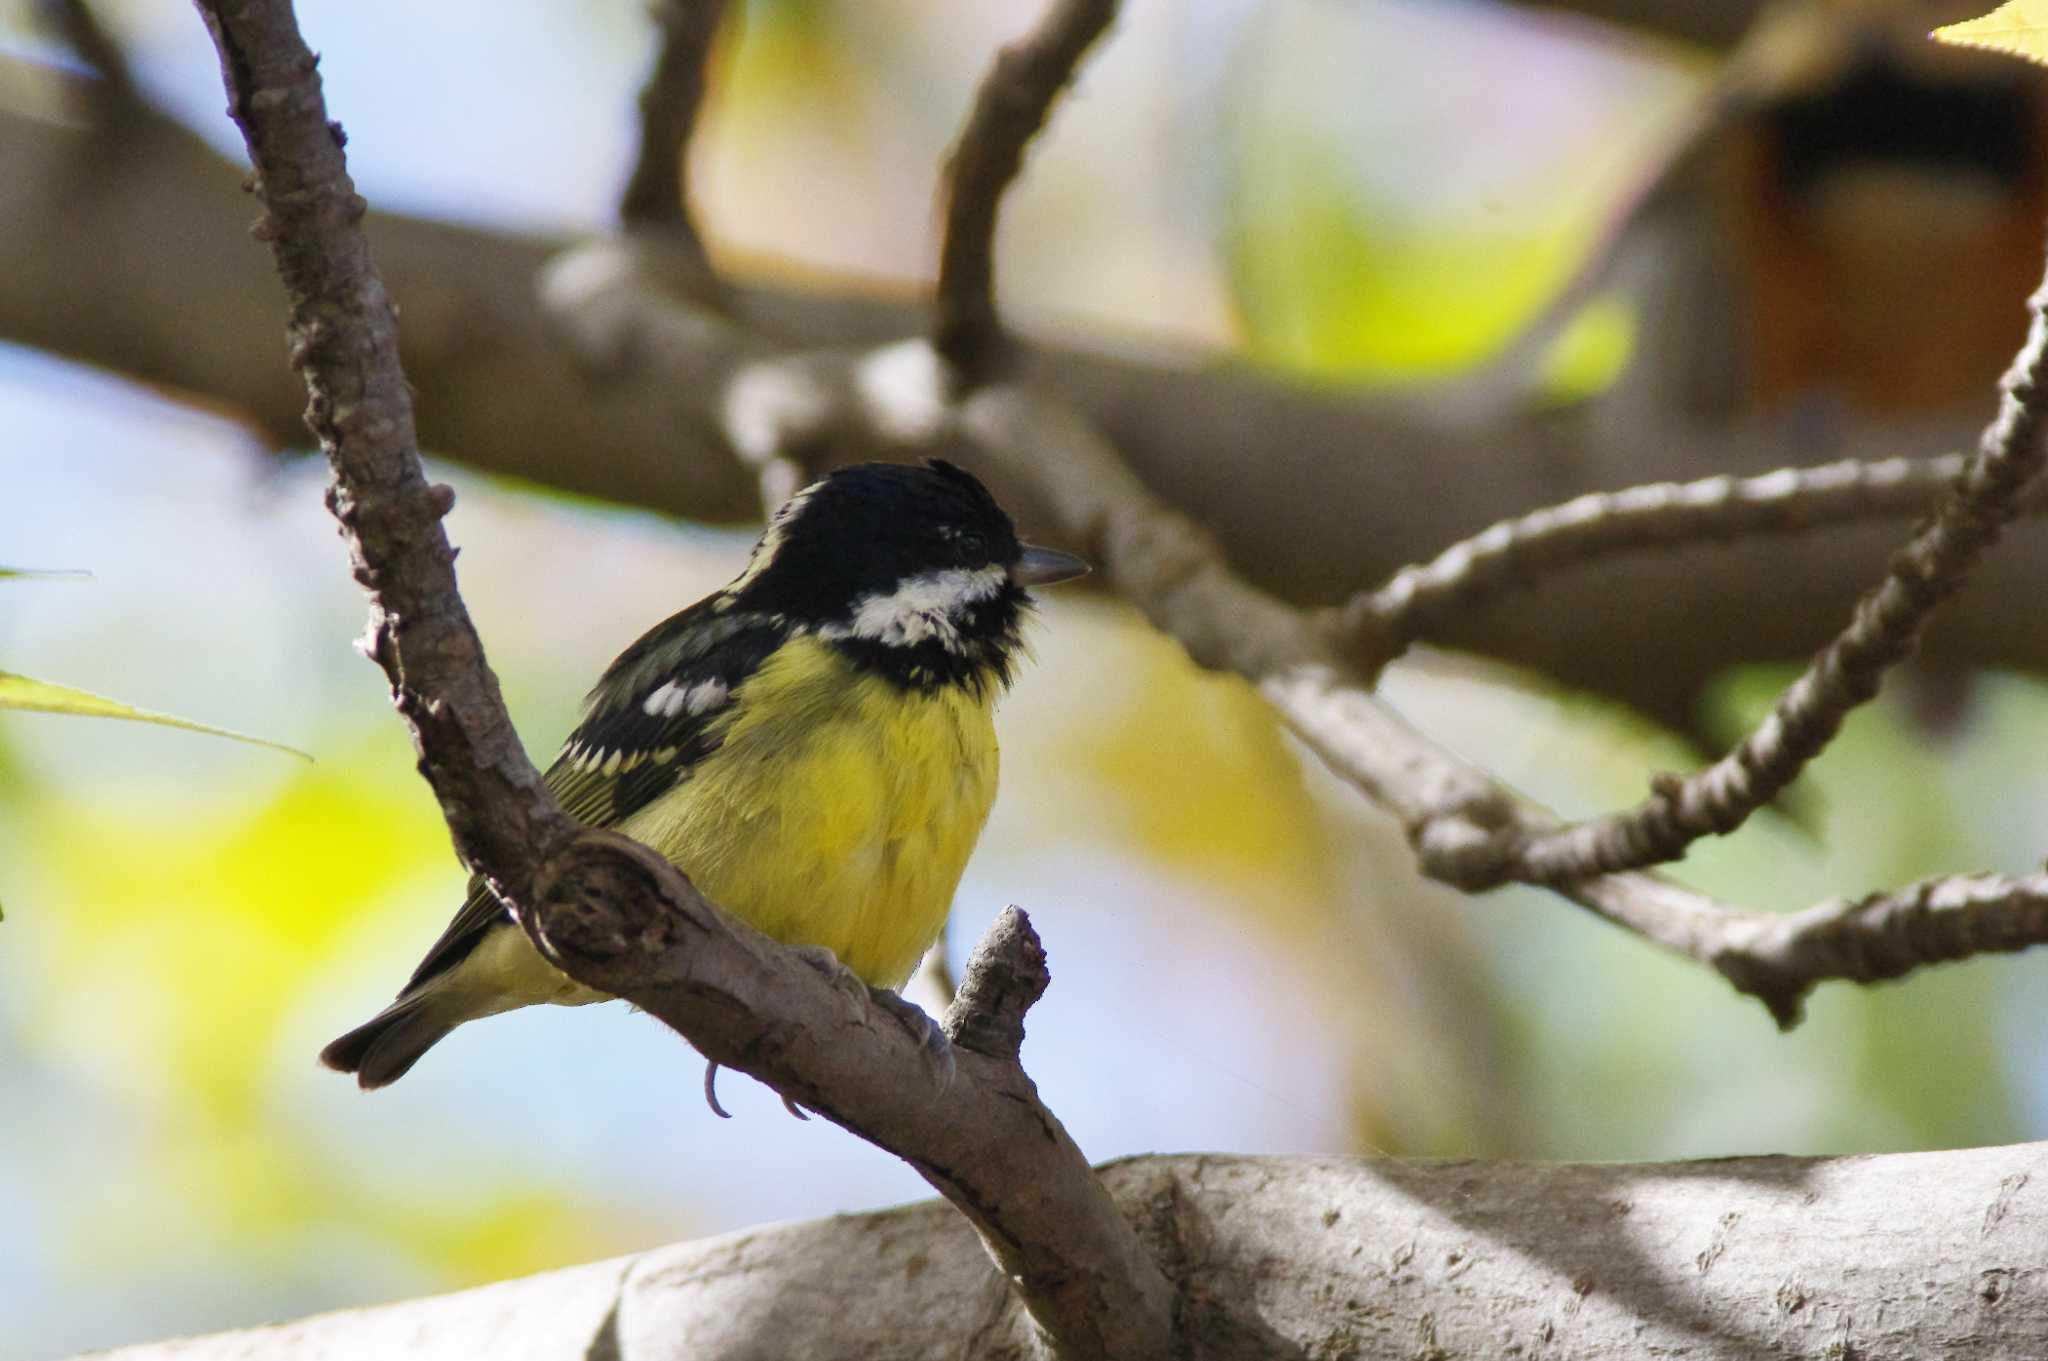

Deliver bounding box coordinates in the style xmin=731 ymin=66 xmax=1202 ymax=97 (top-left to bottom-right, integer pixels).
xmin=82 ymin=1146 xmax=2048 ymax=1361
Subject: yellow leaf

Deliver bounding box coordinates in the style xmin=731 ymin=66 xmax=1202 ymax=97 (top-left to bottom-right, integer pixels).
xmin=1933 ymin=2 xmax=2048 ymax=65
xmin=0 ymin=670 xmax=309 ymax=759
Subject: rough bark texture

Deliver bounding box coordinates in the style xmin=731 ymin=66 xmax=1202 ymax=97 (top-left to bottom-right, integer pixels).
xmin=78 ymin=1144 xmax=2048 ymax=1361
xmin=188 ymin=4 xmax=1174 ymax=1356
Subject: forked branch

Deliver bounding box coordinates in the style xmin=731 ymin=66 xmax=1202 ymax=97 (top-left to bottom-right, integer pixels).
xmin=1506 ymin=289 xmax=2048 ymax=884
xmin=191 ymin=2 xmax=1173 ymax=1356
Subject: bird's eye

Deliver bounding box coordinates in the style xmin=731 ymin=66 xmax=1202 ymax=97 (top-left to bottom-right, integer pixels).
xmin=955 ymin=532 xmax=989 ymax=563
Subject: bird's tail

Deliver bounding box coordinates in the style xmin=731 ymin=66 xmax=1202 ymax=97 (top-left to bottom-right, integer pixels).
xmin=319 ymin=992 xmax=464 ymax=1090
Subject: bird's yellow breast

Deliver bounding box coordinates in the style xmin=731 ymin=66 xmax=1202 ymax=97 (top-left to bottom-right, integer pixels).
xmin=615 ymin=635 xmax=999 ymax=989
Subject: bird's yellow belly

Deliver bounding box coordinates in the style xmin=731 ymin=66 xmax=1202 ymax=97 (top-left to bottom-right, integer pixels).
xmin=616 ymin=638 xmax=999 ymax=990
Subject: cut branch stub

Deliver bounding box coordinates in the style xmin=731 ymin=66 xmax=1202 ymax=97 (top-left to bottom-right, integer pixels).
xmin=944 ymin=904 xmax=1048 ymax=1062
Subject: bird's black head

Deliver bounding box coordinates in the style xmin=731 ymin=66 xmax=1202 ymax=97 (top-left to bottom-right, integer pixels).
xmin=725 ymin=461 xmax=1086 ymax=691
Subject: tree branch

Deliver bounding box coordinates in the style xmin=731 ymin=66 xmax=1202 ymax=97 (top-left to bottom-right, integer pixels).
xmin=535 ymin=219 xmax=2048 ymax=1027
xmin=190 ymin=0 xmax=564 ymax=899
xmin=13 ymin=68 xmax=2047 ymax=732
xmin=190 ymin=4 xmax=1173 ymax=1358
xmin=77 ymin=1145 xmax=2048 ymax=1360
xmin=933 ymin=0 xmax=1118 ymax=385
xmin=1346 ymin=453 xmax=2018 ymax=664
xmin=617 ymin=0 xmax=725 ymax=265
xmin=1509 ymin=283 xmax=2048 ymax=883
xmin=26 ymin=0 xmax=2048 ymax=1034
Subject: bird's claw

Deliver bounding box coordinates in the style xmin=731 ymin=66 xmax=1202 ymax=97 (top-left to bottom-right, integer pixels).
xmin=705 ymin=1058 xmax=810 ymax=1120
xmin=791 ymin=943 xmax=871 ymax=1007
xmin=790 ymin=945 xmax=954 ymax=1087
xmin=869 ymin=986 xmax=956 ymax=1089
xmin=702 ymin=1060 xmax=732 ymax=1119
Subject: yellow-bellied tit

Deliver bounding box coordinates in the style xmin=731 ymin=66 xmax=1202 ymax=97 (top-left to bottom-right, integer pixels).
xmin=321 ymin=460 xmax=1087 ymax=1090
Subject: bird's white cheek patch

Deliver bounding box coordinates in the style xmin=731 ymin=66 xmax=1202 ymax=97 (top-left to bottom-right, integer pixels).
xmin=832 ymin=565 xmax=1007 ymax=647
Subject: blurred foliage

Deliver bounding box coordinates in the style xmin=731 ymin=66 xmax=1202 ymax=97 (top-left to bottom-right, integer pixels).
xmin=1218 ymin=0 xmax=1702 ymax=392
xmin=2 ymin=3 xmax=2044 ymax=1360
xmin=1053 ymin=623 xmax=1333 ymax=917
xmin=1224 ymin=132 xmax=1607 ymax=382
xmin=12 ymin=742 xmax=619 ymax=1286
xmin=1934 ymin=1 xmax=2048 ymax=66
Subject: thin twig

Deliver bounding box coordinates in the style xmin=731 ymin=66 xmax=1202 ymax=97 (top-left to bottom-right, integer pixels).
xmin=618 ymin=0 xmax=725 ymax=269
xmin=1509 ymin=287 xmax=2048 ymax=884
xmin=38 ymin=0 xmax=137 ymax=107
xmin=1345 ymin=454 xmax=1993 ymax=665
xmin=193 ymin=5 xmax=1174 ymax=1355
xmin=933 ymin=0 xmax=1118 ymax=387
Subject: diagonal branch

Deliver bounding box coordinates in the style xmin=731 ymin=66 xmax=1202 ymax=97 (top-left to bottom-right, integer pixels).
xmin=190 ymin=0 xmax=564 ymax=897
xmin=617 ymin=0 xmax=726 ymax=264
xmin=190 ymin=0 xmax=2048 ymax=1076
xmin=1506 ymin=284 xmax=2048 ymax=884
xmin=933 ymin=0 xmax=1118 ymax=386
xmin=189 ymin=4 xmax=1173 ymax=1358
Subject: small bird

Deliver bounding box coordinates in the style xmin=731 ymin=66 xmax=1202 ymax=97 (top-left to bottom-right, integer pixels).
xmin=321 ymin=459 xmax=1086 ymax=1089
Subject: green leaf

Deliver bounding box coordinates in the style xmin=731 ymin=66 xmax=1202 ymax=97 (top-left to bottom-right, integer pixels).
xmin=0 ymin=565 xmax=91 ymax=581
xmin=0 ymin=671 xmax=310 ymax=760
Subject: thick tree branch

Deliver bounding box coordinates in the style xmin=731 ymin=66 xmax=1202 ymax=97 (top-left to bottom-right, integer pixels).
xmin=531 ymin=838 xmax=1175 ymax=1361
xmin=79 ymin=1145 xmax=2048 ymax=1360
xmin=190 ymin=5 xmax=1173 ymax=1358
xmin=934 ymin=0 xmax=1118 ymax=385
xmin=14 ymin=70 xmax=2048 ymax=732
xmin=1510 ymin=281 xmax=2048 ymax=883
xmin=22 ymin=9 xmax=2048 ymax=1025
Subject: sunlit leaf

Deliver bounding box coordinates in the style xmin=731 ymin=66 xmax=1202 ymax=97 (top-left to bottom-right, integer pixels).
xmin=0 ymin=670 xmax=309 ymax=759
xmin=1933 ymin=2 xmax=2048 ymax=65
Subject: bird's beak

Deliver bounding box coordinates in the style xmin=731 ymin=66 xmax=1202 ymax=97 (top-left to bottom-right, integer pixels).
xmin=1010 ymin=544 xmax=1090 ymax=587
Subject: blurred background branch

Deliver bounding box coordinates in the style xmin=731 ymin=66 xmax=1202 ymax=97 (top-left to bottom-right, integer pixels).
xmin=193 ymin=1 xmax=1177 ymax=1353
xmin=9 ymin=0 xmax=2048 ymax=1355
xmin=617 ymin=0 xmax=727 ymax=262
xmin=934 ymin=0 xmax=1118 ymax=383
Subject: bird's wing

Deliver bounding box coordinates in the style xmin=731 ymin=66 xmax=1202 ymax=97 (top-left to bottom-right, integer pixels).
xmin=396 ymin=603 xmax=787 ymax=995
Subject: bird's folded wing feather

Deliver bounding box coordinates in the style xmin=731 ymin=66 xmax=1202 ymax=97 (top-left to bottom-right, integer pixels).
xmin=396 ymin=601 xmax=787 ymax=994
